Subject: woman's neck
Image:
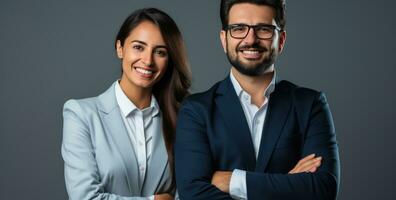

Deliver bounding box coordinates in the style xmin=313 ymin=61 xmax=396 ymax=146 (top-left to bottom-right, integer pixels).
xmin=119 ymin=78 xmax=152 ymax=109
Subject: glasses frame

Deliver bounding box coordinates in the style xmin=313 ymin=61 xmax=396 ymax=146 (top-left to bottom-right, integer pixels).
xmin=226 ymin=23 xmax=282 ymax=39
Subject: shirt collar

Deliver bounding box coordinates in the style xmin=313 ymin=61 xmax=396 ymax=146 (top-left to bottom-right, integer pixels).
xmin=115 ymin=81 xmax=160 ymax=117
xmin=229 ymin=69 xmax=276 ymax=99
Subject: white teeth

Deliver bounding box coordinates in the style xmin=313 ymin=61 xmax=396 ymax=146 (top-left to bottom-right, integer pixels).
xmin=136 ymin=67 xmax=153 ymax=75
xmin=242 ymin=50 xmax=260 ymax=54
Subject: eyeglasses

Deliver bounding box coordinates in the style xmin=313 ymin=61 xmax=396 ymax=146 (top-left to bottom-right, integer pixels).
xmin=226 ymin=24 xmax=282 ymax=39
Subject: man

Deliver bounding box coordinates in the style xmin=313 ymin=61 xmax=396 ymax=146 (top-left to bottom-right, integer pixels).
xmin=174 ymin=0 xmax=340 ymax=199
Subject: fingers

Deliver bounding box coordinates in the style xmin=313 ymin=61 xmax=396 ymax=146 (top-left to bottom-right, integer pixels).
xmin=297 ymin=153 xmax=316 ymax=165
xmin=298 ymin=156 xmax=321 ymax=172
xmin=289 ymin=154 xmax=322 ymax=174
xmin=308 ymin=166 xmax=318 ymax=173
xmin=289 ymin=154 xmax=316 ymax=174
xmin=155 ymin=193 xmax=174 ymax=200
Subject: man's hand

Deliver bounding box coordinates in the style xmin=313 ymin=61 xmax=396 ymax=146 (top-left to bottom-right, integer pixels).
xmin=211 ymin=171 xmax=232 ymax=193
xmin=154 ymin=193 xmax=173 ymax=200
xmin=289 ymin=153 xmax=322 ymax=174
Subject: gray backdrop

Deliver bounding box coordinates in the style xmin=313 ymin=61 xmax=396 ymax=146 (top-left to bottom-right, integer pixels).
xmin=1 ymin=0 xmax=395 ymax=199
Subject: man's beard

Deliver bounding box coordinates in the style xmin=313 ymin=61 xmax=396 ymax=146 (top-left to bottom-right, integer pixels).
xmin=226 ymin=42 xmax=276 ymax=76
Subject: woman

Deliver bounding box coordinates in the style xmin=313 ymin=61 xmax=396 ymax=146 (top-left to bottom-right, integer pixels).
xmin=61 ymin=8 xmax=191 ymax=200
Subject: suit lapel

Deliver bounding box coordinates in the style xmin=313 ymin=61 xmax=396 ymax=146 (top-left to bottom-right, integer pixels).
xmin=141 ymin=115 xmax=168 ymax=194
xmin=215 ymin=77 xmax=256 ymax=170
xmin=97 ymin=83 xmax=140 ymax=194
xmin=255 ymin=81 xmax=292 ymax=172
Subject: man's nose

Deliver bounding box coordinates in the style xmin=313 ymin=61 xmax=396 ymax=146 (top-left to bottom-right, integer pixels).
xmin=242 ymin=28 xmax=259 ymax=45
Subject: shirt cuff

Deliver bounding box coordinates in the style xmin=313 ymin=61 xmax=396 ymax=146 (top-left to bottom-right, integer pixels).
xmin=229 ymin=169 xmax=247 ymax=200
xmin=148 ymin=195 xmax=155 ymax=200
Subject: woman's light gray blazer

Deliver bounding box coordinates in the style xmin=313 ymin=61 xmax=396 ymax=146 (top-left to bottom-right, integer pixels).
xmin=61 ymin=83 xmax=173 ymax=200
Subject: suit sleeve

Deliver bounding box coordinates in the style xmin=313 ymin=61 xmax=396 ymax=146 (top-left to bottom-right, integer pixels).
xmin=245 ymin=92 xmax=340 ymax=200
xmin=61 ymin=100 xmax=155 ymax=200
xmin=174 ymin=100 xmax=233 ymax=200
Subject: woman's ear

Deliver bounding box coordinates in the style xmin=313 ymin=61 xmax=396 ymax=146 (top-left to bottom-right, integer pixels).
xmin=116 ymin=40 xmax=123 ymax=59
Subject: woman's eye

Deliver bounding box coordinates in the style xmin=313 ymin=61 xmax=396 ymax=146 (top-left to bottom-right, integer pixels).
xmin=133 ymin=45 xmax=144 ymax=51
xmin=155 ymin=49 xmax=168 ymax=57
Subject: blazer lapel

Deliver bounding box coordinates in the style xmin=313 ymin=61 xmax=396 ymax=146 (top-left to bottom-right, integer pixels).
xmin=255 ymin=81 xmax=292 ymax=172
xmin=215 ymin=77 xmax=256 ymax=170
xmin=141 ymin=115 xmax=168 ymax=194
xmin=97 ymin=83 xmax=140 ymax=194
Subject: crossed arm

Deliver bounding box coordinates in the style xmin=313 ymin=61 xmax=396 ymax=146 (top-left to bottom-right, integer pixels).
xmin=211 ymin=154 xmax=322 ymax=194
xmin=174 ymin=93 xmax=340 ymax=200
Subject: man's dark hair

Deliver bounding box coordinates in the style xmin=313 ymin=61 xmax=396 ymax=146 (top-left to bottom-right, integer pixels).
xmin=220 ymin=0 xmax=286 ymax=30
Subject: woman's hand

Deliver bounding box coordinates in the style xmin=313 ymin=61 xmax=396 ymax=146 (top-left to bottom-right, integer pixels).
xmin=154 ymin=193 xmax=174 ymax=200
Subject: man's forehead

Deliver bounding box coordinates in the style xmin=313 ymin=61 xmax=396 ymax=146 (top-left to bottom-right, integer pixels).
xmin=228 ymin=3 xmax=276 ymax=25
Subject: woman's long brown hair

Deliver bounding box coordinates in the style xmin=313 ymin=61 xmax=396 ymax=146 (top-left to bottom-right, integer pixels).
xmin=115 ymin=8 xmax=191 ymax=189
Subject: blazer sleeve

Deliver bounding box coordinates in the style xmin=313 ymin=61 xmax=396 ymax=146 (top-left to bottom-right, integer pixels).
xmin=245 ymin=92 xmax=340 ymax=200
xmin=61 ymin=99 xmax=154 ymax=200
xmin=174 ymin=100 xmax=233 ymax=200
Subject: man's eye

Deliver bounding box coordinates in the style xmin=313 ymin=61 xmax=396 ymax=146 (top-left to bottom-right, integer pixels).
xmin=257 ymin=26 xmax=272 ymax=33
xmin=232 ymin=26 xmax=246 ymax=32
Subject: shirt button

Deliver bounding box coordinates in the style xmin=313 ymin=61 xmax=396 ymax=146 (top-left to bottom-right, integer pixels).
xmin=139 ymin=141 xmax=143 ymax=146
xmin=140 ymin=166 xmax=145 ymax=171
xmin=256 ymin=120 xmax=260 ymax=124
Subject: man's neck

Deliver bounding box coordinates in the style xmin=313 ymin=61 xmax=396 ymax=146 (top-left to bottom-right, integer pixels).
xmin=231 ymin=66 xmax=274 ymax=107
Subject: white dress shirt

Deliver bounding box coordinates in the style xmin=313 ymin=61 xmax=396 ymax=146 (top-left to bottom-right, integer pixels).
xmin=229 ymin=70 xmax=276 ymax=200
xmin=115 ymin=82 xmax=160 ymax=200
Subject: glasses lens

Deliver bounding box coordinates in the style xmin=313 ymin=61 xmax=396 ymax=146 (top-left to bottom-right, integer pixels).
xmin=230 ymin=25 xmax=248 ymax=38
xmin=255 ymin=26 xmax=274 ymax=39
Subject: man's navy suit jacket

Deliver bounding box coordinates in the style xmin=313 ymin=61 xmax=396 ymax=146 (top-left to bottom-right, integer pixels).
xmin=174 ymin=77 xmax=340 ymax=200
